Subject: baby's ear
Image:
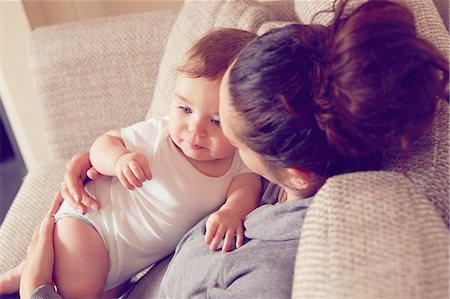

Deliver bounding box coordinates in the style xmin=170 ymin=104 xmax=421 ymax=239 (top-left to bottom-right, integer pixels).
xmin=285 ymin=167 xmax=312 ymax=190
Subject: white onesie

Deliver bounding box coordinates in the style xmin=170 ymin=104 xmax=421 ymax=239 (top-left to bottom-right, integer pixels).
xmin=55 ymin=118 xmax=252 ymax=290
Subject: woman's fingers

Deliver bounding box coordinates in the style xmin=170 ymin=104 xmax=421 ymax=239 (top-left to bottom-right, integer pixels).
xmin=80 ymin=191 xmax=100 ymax=211
xmin=64 ymin=171 xmax=82 ymax=203
xmin=20 ymin=213 xmax=55 ymax=299
xmin=38 ymin=213 xmax=56 ymax=246
xmin=61 ymin=186 xmax=86 ymax=214
xmin=48 ymin=190 xmax=64 ymax=215
xmin=65 ymin=152 xmax=93 ymax=201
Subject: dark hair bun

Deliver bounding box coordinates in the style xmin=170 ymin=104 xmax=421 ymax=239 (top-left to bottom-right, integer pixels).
xmin=315 ymin=0 xmax=449 ymax=156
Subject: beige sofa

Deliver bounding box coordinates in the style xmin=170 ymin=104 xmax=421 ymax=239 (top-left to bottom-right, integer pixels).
xmin=0 ymin=0 xmax=448 ymax=298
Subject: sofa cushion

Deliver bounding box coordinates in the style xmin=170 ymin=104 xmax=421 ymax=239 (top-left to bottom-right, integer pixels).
xmin=383 ymin=101 xmax=449 ymax=226
xmin=0 ymin=160 xmax=67 ymax=272
xmin=146 ymin=0 xmax=281 ymax=120
xmin=293 ymin=171 xmax=449 ymax=298
xmin=27 ymin=10 xmax=179 ymax=160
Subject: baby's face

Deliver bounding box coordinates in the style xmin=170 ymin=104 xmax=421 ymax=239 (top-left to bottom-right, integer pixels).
xmin=168 ymin=74 xmax=235 ymax=161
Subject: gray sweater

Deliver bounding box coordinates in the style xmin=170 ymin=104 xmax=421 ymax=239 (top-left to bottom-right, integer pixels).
xmin=159 ymin=183 xmax=312 ymax=298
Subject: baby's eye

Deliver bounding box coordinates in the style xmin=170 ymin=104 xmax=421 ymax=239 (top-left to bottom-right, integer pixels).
xmin=211 ymin=119 xmax=221 ymax=126
xmin=178 ymin=106 xmax=192 ymax=114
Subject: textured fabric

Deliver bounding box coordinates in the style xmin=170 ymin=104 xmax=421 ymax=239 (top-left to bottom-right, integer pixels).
xmin=293 ymin=171 xmax=449 ymax=299
xmin=293 ymin=0 xmax=449 ymax=57
xmin=383 ymin=101 xmax=449 ymax=226
xmin=30 ymin=285 xmax=61 ymax=299
xmin=0 ymin=160 xmax=66 ymax=272
xmin=432 ymin=0 xmax=449 ymax=30
xmin=27 ymin=10 xmax=179 ymax=161
xmin=159 ymin=183 xmax=312 ymax=299
xmin=126 ymin=254 xmax=172 ymax=299
xmin=145 ymin=0 xmax=276 ymax=120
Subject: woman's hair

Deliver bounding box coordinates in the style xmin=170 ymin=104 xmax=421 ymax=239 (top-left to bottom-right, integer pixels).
xmin=177 ymin=28 xmax=257 ymax=80
xmin=228 ymin=0 xmax=448 ymax=178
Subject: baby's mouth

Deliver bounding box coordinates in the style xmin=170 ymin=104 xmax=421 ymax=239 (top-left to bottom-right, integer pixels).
xmin=187 ymin=142 xmax=205 ymax=150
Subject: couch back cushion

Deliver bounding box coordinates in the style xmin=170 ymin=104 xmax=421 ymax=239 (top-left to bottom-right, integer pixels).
xmin=146 ymin=0 xmax=297 ymax=120
xmin=28 ymin=10 xmax=179 ymax=160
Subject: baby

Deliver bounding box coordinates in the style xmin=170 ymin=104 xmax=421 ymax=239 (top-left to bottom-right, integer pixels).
xmin=0 ymin=28 xmax=260 ymax=298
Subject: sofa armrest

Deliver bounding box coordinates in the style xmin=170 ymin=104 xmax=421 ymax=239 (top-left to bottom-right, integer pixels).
xmin=0 ymin=160 xmax=67 ymax=272
xmin=292 ymin=171 xmax=449 ymax=299
xmin=28 ymin=9 xmax=179 ymax=161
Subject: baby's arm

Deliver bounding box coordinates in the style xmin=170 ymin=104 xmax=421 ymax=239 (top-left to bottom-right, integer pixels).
xmin=205 ymin=173 xmax=261 ymax=253
xmin=90 ymin=130 xmax=152 ymax=190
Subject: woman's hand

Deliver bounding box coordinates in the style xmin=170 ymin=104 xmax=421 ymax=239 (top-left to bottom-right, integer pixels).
xmin=205 ymin=209 xmax=244 ymax=253
xmin=59 ymin=153 xmax=102 ymax=215
xmin=19 ymin=213 xmax=56 ymax=299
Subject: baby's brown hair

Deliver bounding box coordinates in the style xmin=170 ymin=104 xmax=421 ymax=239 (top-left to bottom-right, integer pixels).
xmin=177 ymin=28 xmax=257 ymax=80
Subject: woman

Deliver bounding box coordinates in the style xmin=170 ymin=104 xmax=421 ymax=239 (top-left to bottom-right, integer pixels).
xmin=19 ymin=0 xmax=449 ymax=297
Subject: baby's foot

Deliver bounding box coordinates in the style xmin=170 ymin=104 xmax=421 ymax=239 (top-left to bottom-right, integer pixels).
xmin=0 ymin=261 xmax=24 ymax=294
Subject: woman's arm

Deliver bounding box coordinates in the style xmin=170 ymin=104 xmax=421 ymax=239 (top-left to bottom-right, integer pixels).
xmin=20 ymin=212 xmax=61 ymax=299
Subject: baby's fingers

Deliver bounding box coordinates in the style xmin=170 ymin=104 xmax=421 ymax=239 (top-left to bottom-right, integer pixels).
xmin=235 ymin=226 xmax=244 ymax=249
xmin=221 ymin=229 xmax=236 ymax=253
xmin=123 ymin=165 xmax=142 ymax=188
xmin=117 ymin=171 xmax=135 ymax=190
xmin=209 ymin=226 xmax=226 ymax=252
xmin=205 ymin=221 xmax=218 ymax=245
xmin=141 ymin=159 xmax=152 ymax=180
xmin=129 ymin=161 xmax=148 ymax=185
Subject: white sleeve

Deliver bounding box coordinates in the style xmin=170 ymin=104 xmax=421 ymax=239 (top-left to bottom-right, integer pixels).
xmin=120 ymin=118 xmax=166 ymax=161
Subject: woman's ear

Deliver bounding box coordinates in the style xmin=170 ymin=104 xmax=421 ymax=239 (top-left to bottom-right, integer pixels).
xmin=286 ymin=167 xmax=312 ymax=190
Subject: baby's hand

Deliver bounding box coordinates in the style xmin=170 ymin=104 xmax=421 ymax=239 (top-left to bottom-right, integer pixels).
xmin=114 ymin=152 xmax=152 ymax=190
xmin=205 ymin=209 xmax=244 ymax=253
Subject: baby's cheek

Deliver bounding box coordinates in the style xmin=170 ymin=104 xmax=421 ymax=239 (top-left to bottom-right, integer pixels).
xmin=218 ymin=139 xmax=236 ymax=156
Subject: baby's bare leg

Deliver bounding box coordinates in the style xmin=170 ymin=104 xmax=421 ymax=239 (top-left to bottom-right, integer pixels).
xmin=0 ymin=261 xmax=24 ymax=294
xmin=54 ymin=217 xmax=108 ymax=299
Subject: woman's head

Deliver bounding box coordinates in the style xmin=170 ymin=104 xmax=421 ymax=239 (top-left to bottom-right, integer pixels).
xmin=221 ymin=0 xmax=448 ymax=185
